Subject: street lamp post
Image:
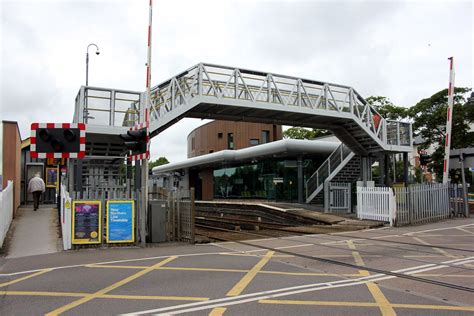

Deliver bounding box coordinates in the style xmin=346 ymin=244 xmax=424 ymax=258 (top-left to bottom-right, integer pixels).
xmin=86 ymin=43 xmax=100 ymax=86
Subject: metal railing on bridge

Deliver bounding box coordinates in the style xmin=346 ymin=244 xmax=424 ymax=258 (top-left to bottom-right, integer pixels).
xmin=73 ymin=63 xmax=412 ymax=152
xmin=147 ymin=63 xmax=411 ymax=147
xmin=306 ymin=143 xmax=354 ymax=203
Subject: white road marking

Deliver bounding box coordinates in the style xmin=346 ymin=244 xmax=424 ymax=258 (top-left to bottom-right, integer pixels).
xmin=0 ymin=250 xmax=227 ymax=277
xmin=122 ymin=256 xmax=474 ymax=315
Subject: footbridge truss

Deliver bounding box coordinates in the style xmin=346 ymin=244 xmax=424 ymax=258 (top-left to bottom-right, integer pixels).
xmin=74 ymin=63 xmax=411 ymax=157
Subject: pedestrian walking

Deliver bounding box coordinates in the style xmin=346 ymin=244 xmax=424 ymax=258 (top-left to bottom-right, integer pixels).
xmin=28 ymin=172 xmax=45 ymax=211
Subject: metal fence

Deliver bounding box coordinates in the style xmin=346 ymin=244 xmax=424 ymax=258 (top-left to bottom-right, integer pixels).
xmin=149 ymin=189 xmax=195 ymax=243
xmin=357 ymin=183 xmax=452 ymax=226
xmin=0 ymin=181 xmax=14 ymax=248
xmin=325 ymin=182 xmax=352 ymax=214
xmin=450 ymin=185 xmax=468 ymax=217
xmin=393 ymin=183 xmax=450 ymax=226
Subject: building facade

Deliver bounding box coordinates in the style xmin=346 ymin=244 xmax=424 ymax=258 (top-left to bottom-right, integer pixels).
xmin=187 ymin=121 xmax=282 ymax=158
xmin=153 ymin=121 xmax=339 ymax=202
xmin=1 ymin=121 xmax=22 ymax=215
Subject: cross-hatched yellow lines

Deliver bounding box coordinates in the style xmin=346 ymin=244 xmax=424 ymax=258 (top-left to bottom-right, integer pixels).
xmin=0 ymin=269 xmax=52 ymax=288
xmin=1 ymin=241 xmax=473 ymax=315
xmin=45 ymin=256 xmax=180 ymax=315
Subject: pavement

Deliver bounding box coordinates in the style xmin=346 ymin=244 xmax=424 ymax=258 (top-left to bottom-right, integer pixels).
xmin=5 ymin=204 xmax=61 ymax=259
xmin=0 ymin=218 xmax=473 ymax=315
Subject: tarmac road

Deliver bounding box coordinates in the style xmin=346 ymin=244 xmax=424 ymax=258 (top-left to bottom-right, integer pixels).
xmin=0 ymin=218 xmax=473 ymax=315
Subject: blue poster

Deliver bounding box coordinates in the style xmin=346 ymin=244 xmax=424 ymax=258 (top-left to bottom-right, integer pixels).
xmin=107 ymin=201 xmax=134 ymax=243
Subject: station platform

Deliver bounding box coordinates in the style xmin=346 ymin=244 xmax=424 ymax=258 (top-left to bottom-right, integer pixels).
xmin=5 ymin=204 xmax=61 ymax=258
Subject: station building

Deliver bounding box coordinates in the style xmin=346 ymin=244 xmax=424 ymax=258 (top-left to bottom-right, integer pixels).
xmin=152 ymin=121 xmax=339 ymax=202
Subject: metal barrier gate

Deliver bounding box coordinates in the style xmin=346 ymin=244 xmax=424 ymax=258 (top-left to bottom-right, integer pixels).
xmin=324 ymin=182 xmax=351 ymax=213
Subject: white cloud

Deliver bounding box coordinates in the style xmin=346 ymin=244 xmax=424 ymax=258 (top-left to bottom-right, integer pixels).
xmin=1 ymin=0 xmax=472 ymax=161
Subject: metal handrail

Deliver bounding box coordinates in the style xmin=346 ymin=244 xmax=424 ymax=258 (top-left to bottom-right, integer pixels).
xmin=147 ymin=63 xmax=401 ymax=147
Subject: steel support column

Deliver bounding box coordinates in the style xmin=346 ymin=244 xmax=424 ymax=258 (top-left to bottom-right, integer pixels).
xmin=297 ymin=156 xmax=304 ymax=203
xmin=403 ymin=152 xmax=409 ymax=187
xmin=384 ymin=154 xmax=392 ymax=186
xmin=378 ymin=154 xmax=385 ymax=186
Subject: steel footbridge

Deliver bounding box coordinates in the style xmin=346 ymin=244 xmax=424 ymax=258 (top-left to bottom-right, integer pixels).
xmin=72 ymin=63 xmax=412 ymax=202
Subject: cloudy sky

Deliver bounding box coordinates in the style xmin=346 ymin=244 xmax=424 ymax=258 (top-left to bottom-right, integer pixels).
xmin=1 ymin=0 xmax=472 ymax=162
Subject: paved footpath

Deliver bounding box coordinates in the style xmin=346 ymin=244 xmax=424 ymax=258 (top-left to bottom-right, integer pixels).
xmin=0 ymin=218 xmax=473 ymax=315
xmin=6 ymin=205 xmax=61 ymax=258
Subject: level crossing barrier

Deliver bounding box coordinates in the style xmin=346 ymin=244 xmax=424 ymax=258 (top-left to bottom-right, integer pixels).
xmin=0 ymin=181 xmax=14 ymax=248
xmin=60 ymin=184 xmax=72 ymax=250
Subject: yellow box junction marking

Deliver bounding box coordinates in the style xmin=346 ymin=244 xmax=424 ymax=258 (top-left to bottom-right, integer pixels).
xmin=0 ymin=269 xmax=52 ymax=288
xmin=45 ymin=256 xmax=177 ymax=316
xmin=208 ymin=251 xmax=275 ymax=316
xmin=226 ymin=251 xmax=275 ymax=296
xmin=347 ymin=241 xmax=396 ymax=316
xmin=208 ymin=307 xmax=227 ymax=316
xmin=258 ymin=299 xmax=474 ymax=312
xmin=85 ymin=263 xmax=362 ymax=277
xmin=0 ymin=290 xmax=209 ymax=301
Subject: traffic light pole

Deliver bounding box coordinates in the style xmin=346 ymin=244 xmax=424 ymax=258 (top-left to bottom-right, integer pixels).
xmin=140 ymin=158 xmax=148 ymax=246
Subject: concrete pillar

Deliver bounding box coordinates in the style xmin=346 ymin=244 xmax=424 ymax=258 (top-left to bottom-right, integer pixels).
xmin=297 ymin=156 xmax=304 ymax=203
xmin=361 ymin=156 xmax=369 ymax=185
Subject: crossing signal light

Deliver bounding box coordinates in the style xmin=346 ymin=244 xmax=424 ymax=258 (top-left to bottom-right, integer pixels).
xmin=31 ymin=123 xmax=86 ymax=158
xmin=419 ymin=154 xmax=432 ymax=166
xmin=35 ymin=128 xmax=81 ymax=153
xmin=120 ymin=128 xmax=147 ymax=155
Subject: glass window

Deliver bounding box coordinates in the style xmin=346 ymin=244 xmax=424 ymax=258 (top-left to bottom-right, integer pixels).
xmin=261 ymin=130 xmax=270 ymax=143
xmin=250 ymin=139 xmax=259 ymax=146
xmin=218 ymin=133 xmax=223 ymax=139
xmin=228 ymin=133 xmax=234 ymax=149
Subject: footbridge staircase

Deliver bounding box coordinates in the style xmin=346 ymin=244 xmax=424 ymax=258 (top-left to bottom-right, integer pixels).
xmin=72 ymin=62 xmax=412 ymax=201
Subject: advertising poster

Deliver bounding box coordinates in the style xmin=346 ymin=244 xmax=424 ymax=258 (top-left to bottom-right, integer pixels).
xmin=46 ymin=167 xmax=59 ymax=188
xmin=72 ymin=201 xmax=101 ymax=244
xmin=106 ymin=200 xmax=135 ymax=243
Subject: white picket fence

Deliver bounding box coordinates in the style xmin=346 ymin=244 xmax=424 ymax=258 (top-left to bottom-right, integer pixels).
xmin=356 ymin=186 xmax=395 ymax=226
xmin=357 ymin=183 xmax=451 ymax=226
xmin=0 ymin=181 xmax=14 ymax=248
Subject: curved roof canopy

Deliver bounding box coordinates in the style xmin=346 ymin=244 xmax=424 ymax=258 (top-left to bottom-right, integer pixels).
xmin=152 ymin=138 xmax=339 ymax=175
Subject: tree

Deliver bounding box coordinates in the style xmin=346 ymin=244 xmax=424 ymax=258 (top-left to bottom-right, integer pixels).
xmin=409 ymin=87 xmax=473 ymax=178
xmin=366 ymin=96 xmax=409 ymax=120
xmin=149 ymin=157 xmax=170 ymax=169
xmin=283 ymin=127 xmax=330 ymax=140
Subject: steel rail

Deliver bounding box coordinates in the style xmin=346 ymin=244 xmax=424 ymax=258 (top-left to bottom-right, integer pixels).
xmin=196 ymin=223 xmax=474 ymax=293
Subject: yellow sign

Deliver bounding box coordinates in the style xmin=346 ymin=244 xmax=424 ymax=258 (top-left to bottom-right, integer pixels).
xmin=65 ymin=200 xmax=71 ymax=209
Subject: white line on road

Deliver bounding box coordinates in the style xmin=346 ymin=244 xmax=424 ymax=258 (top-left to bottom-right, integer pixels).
xmin=0 ymin=250 xmax=228 ymax=277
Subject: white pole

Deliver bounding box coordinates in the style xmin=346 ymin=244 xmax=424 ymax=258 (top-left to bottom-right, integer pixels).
xmin=443 ymin=57 xmax=455 ymax=183
xmin=140 ymin=0 xmax=153 ymax=246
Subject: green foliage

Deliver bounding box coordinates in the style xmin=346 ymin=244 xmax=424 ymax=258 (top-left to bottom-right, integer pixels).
xmin=283 ymin=127 xmax=331 ymax=140
xmin=410 ymin=87 xmax=473 ymax=178
xmin=365 ymin=96 xmax=409 ymax=120
xmin=149 ymin=157 xmax=170 ymax=169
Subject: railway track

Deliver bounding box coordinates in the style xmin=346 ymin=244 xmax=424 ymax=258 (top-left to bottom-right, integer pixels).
xmin=196 ymin=223 xmax=474 ymax=294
